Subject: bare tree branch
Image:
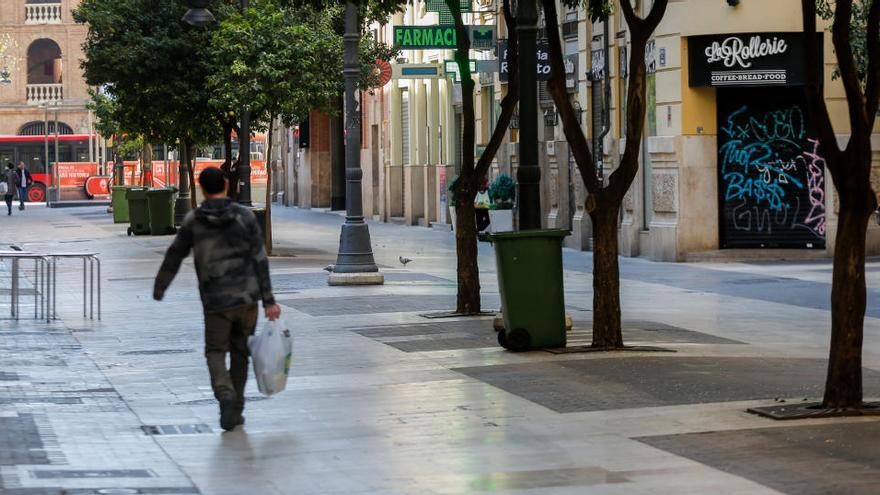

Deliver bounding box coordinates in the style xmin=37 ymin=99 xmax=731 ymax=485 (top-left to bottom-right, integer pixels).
xmin=474 ymin=0 xmax=519 ymax=179
xmin=618 ymin=0 xmax=640 ymax=29
xmin=542 ymin=0 xmax=600 ymax=193
xmin=606 ymin=0 xmax=668 ymax=200
xmin=643 ymin=0 xmax=668 ymax=33
xmin=831 ymin=0 xmax=868 ymax=152
xmin=865 ymin=0 xmax=880 ymax=127
xmin=802 ymin=0 xmax=842 ymax=165
xmin=445 ymin=0 xmax=476 ymax=186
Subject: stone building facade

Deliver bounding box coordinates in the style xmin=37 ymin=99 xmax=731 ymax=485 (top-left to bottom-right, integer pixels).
xmin=0 ymin=0 xmax=91 ymax=137
xmin=287 ymin=0 xmax=880 ymax=260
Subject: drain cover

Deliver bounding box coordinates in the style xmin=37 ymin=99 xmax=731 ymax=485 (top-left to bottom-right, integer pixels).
xmin=141 ymin=424 xmax=213 ymax=435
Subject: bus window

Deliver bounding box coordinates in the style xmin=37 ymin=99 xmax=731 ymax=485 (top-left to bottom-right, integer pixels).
xmin=75 ymin=147 xmax=89 ymax=162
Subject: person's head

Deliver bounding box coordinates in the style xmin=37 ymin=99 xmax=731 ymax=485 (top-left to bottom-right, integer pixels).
xmin=17 ymin=161 xmax=24 ymax=170
xmin=199 ymin=167 xmax=227 ymax=199
xmin=6 ymin=163 xmax=12 ymax=170
xmin=479 ymin=178 xmax=489 ymax=191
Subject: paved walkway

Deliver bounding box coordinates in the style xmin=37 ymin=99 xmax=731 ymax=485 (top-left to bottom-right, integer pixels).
xmin=1 ymin=204 xmax=879 ymax=494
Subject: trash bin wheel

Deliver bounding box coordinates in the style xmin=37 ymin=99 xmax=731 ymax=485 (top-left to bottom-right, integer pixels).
xmin=497 ymin=329 xmax=509 ymax=349
xmin=507 ymin=328 xmax=531 ymax=352
xmin=127 ymin=227 xmax=132 ymax=236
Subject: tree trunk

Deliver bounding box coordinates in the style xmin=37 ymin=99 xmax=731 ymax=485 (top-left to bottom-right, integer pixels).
xmin=455 ymin=184 xmax=481 ymax=314
xmin=265 ymin=116 xmax=275 ymax=256
xmin=590 ymin=203 xmax=623 ymax=348
xmin=824 ymin=188 xmax=872 ymax=407
xmin=186 ymin=140 xmax=197 ymax=211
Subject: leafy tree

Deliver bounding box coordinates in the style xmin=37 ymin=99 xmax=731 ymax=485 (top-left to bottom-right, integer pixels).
xmin=446 ymin=0 xmax=520 ymax=314
xmin=543 ymin=0 xmax=668 ymax=348
xmin=74 ymin=0 xmax=226 ymax=209
xmin=801 ymin=0 xmax=880 ymax=410
xmin=818 ymin=0 xmax=871 ymax=83
xmin=209 ymin=0 xmax=344 ymax=252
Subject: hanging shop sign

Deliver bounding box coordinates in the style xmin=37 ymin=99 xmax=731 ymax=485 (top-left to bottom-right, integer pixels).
xmin=498 ymin=40 xmax=551 ymax=82
xmin=688 ymin=32 xmax=822 ymax=87
xmin=392 ymin=63 xmax=444 ymax=79
xmin=394 ymin=25 xmax=497 ymax=50
xmin=443 ymin=60 xmax=497 ymax=82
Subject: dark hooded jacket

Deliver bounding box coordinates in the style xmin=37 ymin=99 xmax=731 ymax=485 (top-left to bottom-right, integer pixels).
xmin=153 ymin=198 xmax=275 ymax=312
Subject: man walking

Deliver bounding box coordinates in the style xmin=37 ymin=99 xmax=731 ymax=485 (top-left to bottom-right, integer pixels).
xmin=4 ymin=163 xmax=18 ymax=215
xmin=153 ymin=166 xmax=280 ymax=431
xmin=16 ymin=162 xmax=31 ymax=210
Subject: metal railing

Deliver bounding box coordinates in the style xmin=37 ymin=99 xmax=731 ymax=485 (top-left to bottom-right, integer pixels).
xmin=2 ymin=251 xmax=101 ymax=322
xmin=25 ymin=3 xmax=62 ymax=24
xmin=1 ymin=252 xmax=51 ymax=322
xmin=48 ymin=253 xmax=101 ymax=321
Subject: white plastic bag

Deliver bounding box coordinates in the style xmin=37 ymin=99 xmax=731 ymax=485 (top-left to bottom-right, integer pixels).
xmin=248 ymin=319 xmax=293 ymax=396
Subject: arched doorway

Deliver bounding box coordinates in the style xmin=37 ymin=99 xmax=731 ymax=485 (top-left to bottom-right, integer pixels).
xmin=26 ymin=38 xmax=62 ymax=103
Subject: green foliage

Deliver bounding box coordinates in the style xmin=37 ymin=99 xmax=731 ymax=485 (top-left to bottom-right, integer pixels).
xmin=561 ymin=0 xmax=612 ymax=22
xmin=817 ymin=0 xmax=870 ymax=85
xmin=488 ymin=173 xmax=516 ymax=209
xmin=360 ymin=31 xmax=400 ymax=91
xmin=208 ymin=1 xmax=343 ymax=128
xmin=73 ymin=0 xmax=225 ymax=147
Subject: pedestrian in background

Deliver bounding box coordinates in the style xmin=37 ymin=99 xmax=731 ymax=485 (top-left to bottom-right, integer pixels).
xmin=153 ymin=166 xmax=280 ymax=432
xmin=475 ymin=178 xmax=491 ymax=233
xmin=4 ymin=163 xmax=18 ymax=216
xmin=15 ymin=161 xmax=32 ymax=210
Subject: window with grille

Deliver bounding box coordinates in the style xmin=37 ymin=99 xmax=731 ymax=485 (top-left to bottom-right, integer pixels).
xmin=401 ymin=89 xmax=410 ymax=165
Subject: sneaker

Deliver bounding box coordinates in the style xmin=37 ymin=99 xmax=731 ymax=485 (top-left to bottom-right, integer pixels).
xmin=219 ymin=398 xmax=237 ymax=431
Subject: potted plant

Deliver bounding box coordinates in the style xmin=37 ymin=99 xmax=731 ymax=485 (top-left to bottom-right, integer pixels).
xmin=488 ymin=173 xmax=516 ymax=232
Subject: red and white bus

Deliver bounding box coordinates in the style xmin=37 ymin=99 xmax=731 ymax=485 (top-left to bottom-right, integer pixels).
xmin=0 ymin=134 xmax=267 ymax=202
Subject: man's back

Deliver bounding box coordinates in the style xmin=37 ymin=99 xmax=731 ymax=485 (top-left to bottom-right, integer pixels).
xmin=154 ymin=198 xmax=275 ymax=312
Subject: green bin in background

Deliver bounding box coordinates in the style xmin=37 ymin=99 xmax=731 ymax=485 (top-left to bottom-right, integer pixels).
xmin=483 ymin=229 xmax=569 ymax=351
xmin=111 ymin=185 xmax=132 ymax=223
xmin=126 ymin=187 xmax=150 ymax=236
xmin=251 ymin=207 xmax=267 ymax=238
xmin=146 ymin=189 xmax=176 ymax=235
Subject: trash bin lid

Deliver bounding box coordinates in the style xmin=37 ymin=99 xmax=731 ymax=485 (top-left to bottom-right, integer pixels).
xmin=482 ymin=229 xmax=570 ymax=241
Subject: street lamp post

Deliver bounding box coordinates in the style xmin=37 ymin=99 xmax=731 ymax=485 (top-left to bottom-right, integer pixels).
xmin=328 ymin=1 xmax=383 ymax=285
xmin=516 ymin=0 xmax=541 ymax=230
xmin=237 ymin=0 xmax=252 ymax=206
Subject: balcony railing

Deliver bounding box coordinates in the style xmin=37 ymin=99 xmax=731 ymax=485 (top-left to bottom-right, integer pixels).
xmin=25 ymin=3 xmax=62 ymax=24
xmin=27 ymin=84 xmax=63 ymax=105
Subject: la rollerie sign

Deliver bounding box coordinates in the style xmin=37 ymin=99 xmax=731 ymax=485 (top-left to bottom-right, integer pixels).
xmin=688 ymin=32 xmax=822 ymax=87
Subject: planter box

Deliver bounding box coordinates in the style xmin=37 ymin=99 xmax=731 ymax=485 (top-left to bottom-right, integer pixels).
xmin=489 ymin=209 xmax=514 ymax=233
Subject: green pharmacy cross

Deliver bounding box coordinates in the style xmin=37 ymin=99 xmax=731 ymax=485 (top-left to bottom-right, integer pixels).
xmin=425 ymin=0 xmax=471 ymax=24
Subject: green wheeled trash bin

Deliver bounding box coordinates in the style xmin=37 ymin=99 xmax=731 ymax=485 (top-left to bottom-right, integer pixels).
xmin=251 ymin=207 xmax=267 ymax=238
xmin=126 ymin=187 xmax=150 ymax=236
xmin=146 ymin=188 xmax=176 ymax=235
xmin=111 ymin=185 xmax=132 ymax=223
xmin=484 ymin=229 xmax=569 ymax=351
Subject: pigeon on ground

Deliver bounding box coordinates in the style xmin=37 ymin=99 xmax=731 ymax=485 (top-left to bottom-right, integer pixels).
xmin=323 ymin=264 xmax=335 ymax=272
xmin=399 ymin=256 xmax=413 ymax=266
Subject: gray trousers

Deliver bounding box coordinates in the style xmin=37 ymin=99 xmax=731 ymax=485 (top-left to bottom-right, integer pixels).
xmin=204 ymin=304 xmax=258 ymax=412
